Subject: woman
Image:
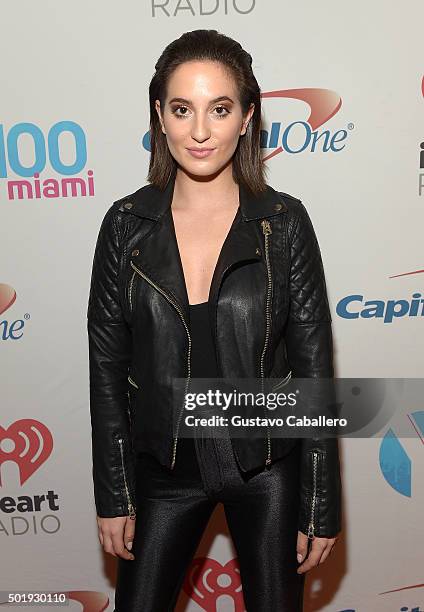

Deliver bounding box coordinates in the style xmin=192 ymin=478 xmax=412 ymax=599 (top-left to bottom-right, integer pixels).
xmin=87 ymin=29 xmax=342 ymax=611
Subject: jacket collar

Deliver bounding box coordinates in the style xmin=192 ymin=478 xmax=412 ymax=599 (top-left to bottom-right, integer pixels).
xmin=119 ymin=169 xmax=288 ymax=221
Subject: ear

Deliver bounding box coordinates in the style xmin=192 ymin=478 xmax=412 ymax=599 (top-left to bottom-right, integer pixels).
xmin=240 ymin=103 xmax=255 ymax=136
xmin=155 ymin=99 xmax=166 ymax=134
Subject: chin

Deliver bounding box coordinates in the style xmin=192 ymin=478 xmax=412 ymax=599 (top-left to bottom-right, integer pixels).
xmin=176 ymin=159 xmax=222 ymax=177
xmin=184 ymin=167 xmax=221 ymax=181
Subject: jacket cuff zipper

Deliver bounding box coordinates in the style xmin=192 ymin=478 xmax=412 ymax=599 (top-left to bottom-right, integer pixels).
xmin=117 ymin=437 xmax=136 ymax=519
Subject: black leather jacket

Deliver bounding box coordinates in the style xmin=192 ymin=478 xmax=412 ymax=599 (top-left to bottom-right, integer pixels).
xmin=87 ymin=171 xmax=342 ymax=539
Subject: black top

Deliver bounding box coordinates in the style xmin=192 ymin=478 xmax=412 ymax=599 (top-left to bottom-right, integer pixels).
xmin=173 ymin=301 xmax=219 ymax=476
xmin=189 ymin=301 xmax=219 ymax=378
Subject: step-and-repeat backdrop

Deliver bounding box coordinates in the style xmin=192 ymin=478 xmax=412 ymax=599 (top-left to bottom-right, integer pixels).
xmin=1 ymin=1 xmax=423 ymax=611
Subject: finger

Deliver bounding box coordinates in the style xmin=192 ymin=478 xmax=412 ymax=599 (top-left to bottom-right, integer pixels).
xmin=317 ymin=545 xmax=332 ymax=565
xmin=102 ymin=533 xmax=117 ymax=558
xmin=124 ymin=517 xmax=136 ymax=551
xmin=97 ymin=527 xmax=104 ymax=547
xmin=111 ymin=531 xmax=135 ymax=560
xmin=297 ymin=549 xmax=321 ymax=574
xmin=96 ymin=519 xmax=104 ymax=546
xmin=296 ymin=531 xmax=309 ymax=564
xmin=297 ymin=539 xmax=326 ymax=574
xmin=318 ymin=541 xmax=336 ymax=565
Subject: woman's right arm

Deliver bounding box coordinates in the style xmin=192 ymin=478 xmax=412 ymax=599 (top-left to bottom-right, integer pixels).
xmin=87 ymin=203 xmax=137 ymax=558
xmin=283 ymin=200 xmax=342 ymax=540
xmin=282 ymin=199 xmax=342 ymax=573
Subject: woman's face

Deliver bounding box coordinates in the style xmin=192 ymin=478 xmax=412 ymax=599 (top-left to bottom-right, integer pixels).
xmin=155 ymin=60 xmax=254 ymax=178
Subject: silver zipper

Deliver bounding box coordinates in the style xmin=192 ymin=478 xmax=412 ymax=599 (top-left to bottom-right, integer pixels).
xmin=128 ymin=270 xmax=137 ymax=313
xmin=307 ymin=451 xmax=319 ymax=539
xmin=117 ymin=437 xmax=136 ymax=519
xmin=260 ymin=219 xmax=273 ymax=467
xmin=128 ymin=374 xmax=139 ymax=389
xmin=130 ymin=260 xmax=191 ymax=470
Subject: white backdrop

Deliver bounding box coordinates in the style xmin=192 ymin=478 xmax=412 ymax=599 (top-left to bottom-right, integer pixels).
xmin=1 ymin=1 xmax=423 ymax=611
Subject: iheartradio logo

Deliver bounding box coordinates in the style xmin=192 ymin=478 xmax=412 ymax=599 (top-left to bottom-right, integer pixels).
xmin=0 ymin=419 xmax=53 ymax=486
xmin=0 ymin=283 xmax=29 ymax=340
xmin=1 ymin=420 xmax=60 ymax=534
xmin=183 ymin=557 xmax=245 ymax=611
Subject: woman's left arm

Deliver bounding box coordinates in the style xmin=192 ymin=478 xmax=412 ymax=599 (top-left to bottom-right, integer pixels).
xmin=283 ymin=199 xmax=342 ymax=571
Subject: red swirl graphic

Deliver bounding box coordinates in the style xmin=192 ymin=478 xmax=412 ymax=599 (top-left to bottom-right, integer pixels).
xmin=0 ymin=284 xmax=16 ymax=316
xmin=261 ymin=87 xmax=342 ymax=160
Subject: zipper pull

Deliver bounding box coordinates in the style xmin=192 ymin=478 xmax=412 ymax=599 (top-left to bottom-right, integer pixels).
xmin=261 ymin=219 xmax=272 ymax=235
xmin=307 ymin=521 xmax=315 ymax=539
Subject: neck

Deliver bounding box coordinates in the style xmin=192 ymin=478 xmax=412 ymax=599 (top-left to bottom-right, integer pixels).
xmin=172 ymin=164 xmax=239 ymax=212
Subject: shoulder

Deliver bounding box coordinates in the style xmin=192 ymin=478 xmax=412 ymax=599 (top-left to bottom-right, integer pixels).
xmin=276 ymin=189 xmax=310 ymax=233
xmin=275 ymin=190 xmax=320 ymax=244
xmin=277 ymin=190 xmax=306 ymax=215
xmin=98 ymin=184 xmax=150 ymax=231
xmin=277 ymin=190 xmax=302 ymax=207
xmin=113 ymin=183 xmax=156 ymax=210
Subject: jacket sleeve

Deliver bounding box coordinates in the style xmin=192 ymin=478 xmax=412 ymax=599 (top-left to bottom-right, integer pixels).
xmin=284 ymin=200 xmax=342 ymax=539
xmin=87 ymin=205 xmax=136 ymax=518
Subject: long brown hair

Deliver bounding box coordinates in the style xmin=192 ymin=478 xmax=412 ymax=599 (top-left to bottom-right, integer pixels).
xmin=147 ymin=29 xmax=268 ymax=195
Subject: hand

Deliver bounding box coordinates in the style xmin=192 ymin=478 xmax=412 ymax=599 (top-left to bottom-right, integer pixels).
xmin=96 ymin=515 xmax=136 ymax=560
xmin=296 ymin=530 xmax=337 ymax=574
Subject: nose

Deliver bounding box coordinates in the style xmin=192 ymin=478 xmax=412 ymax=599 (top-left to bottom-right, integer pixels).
xmin=190 ymin=112 xmax=211 ymax=143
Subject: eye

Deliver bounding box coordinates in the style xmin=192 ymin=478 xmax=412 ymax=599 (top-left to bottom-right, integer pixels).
xmin=172 ymin=105 xmax=190 ymax=118
xmin=213 ymin=105 xmax=231 ymax=118
xmin=171 ymin=105 xmax=231 ymax=119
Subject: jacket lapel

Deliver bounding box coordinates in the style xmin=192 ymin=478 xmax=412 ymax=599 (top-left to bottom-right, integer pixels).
xmin=120 ymin=170 xmax=288 ymax=325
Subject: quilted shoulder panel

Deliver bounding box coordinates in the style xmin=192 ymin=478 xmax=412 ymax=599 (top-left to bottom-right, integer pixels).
xmin=87 ymin=200 xmax=130 ymax=322
xmin=286 ymin=200 xmax=332 ymax=324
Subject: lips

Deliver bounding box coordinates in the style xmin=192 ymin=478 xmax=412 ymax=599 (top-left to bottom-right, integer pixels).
xmin=187 ymin=148 xmax=215 ymax=152
xmin=187 ymin=148 xmax=216 ymax=158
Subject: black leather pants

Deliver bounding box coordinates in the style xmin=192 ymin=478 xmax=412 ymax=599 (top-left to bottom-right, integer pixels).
xmin=114 ymin=437 xmax=305 ymax=611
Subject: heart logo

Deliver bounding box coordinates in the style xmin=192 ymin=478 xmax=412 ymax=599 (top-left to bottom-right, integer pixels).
xmin=0 ymin=419 xmax=53 ymax=485
xmin=183 ymin=557 xmax=244 ymax=611
xmin=0 ymin=284 xmax=16 ymax=316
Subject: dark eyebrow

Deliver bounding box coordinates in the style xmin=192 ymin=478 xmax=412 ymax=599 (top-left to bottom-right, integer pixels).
xmin=168 ymin=95 xmax=235 ymax=105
